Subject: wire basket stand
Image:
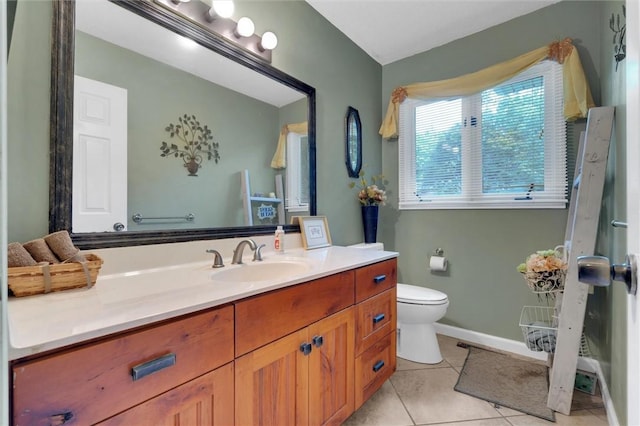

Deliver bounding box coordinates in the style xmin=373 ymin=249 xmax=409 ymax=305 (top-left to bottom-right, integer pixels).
xmin=519 ymin=305 xmax=590 ymax=357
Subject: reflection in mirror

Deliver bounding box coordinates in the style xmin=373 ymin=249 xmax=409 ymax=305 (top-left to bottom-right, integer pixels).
xmin=345 ymin=106 xmax=362 ymax=178
xmin=49 ymin=0 xmax=316 ymax=248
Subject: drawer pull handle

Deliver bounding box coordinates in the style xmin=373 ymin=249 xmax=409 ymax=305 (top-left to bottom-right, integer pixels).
xmin=312 ymin=335 xmax=324 ymax=348
xmin=300 ymin=342 xmax=312 ymax=356
xmin=373 ymin=275 xmax=386 ymax=284
xmin=373 ymin=313 xmax=385 ymax=324
xmin=50 ymin=411 xmax=74 ymax=424
xmin=372 ymin=360 xmax=385 ymax=372
xmin=131 ymin=353 xmax=176 ymax=381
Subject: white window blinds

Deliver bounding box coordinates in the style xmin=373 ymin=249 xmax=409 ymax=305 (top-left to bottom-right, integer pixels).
xmin=399 ymin=60 xmax=566 ymax=209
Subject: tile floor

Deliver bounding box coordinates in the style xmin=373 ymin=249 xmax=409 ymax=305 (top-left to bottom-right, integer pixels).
xmin=344 ymin=335 xmax=608 ymax=426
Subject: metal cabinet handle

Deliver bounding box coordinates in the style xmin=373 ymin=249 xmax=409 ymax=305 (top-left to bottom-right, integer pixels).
xmin=372 ymin=360 xmax=385 ymax=372
xmin=113 ymin=222 xmax=125 ymax=231
xmin=131 ymin=353 xmax=176 ymax=381
xmin=50 ymin=411 xmax=74 ymax=424
xmin=300 ymin=343 xmax=312 ymax=356
xmin=312 ymin=335 xmax=324 ymax=348
xmin=372 ymin=313 xmax=385 ymax=324
xmin=373 ymin=274 xmax=386 ymax=284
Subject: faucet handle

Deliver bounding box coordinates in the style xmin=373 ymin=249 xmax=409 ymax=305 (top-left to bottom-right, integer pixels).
xmin=254 ymin=244 xmax=266 ymax=262
xmin=206 ymin=249 xmax=225 ymax=268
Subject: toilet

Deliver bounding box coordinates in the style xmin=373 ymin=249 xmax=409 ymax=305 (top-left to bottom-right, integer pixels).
xmin=348 ymin=243 xmax=450 ymax=364
xmin=396 ymin=283 xmax=449 ymax=364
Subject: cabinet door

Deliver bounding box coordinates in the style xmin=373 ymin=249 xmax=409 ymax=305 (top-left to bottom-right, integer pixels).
xmin=308 ymin=307 xmax=355 ymax=426
xmin=235 ymin=329 xmax=309 ymax=426
xmin=97 ymin=362 xmax=234 ymax=426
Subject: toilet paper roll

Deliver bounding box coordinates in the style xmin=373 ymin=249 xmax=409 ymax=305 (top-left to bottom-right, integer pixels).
xmin=429 ymin=255 xmax=448 ymax=271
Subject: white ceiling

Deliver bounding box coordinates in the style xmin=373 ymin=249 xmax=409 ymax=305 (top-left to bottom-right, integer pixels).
xmin=305 ymin=0 xmax=562 ymax=65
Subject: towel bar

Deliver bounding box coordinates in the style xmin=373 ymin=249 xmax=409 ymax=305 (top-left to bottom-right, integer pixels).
xmin=132 ymin=213 xmax=195 ymax=223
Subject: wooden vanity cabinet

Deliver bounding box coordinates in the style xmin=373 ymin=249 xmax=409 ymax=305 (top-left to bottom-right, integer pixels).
xmin=11 ymin=305 xmax=234 ymax=426
xmin=10 ymin=257 xmax=398 ymax=426
xmin=234 ymin=271 xmax=355 ymax=426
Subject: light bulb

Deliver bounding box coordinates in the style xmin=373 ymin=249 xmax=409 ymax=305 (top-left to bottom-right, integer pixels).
xmin=212 ymin=1 xmax=234 ymax=18
xmin=235 ymin=17 xmax=255 ymax=38
xmin=260 ymin=31 xmax=278 ymax=50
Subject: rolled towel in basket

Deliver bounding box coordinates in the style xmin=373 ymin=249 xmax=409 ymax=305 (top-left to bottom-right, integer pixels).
xmin=526 ymin=324 xmax=557 ymax=353
xmin=23 ymin=238 xmax=60 ymax=264
xmin=7 ymin=242 xmax=37 ymax=267
xmin=44 ymin=230 xmax=85 ymax=262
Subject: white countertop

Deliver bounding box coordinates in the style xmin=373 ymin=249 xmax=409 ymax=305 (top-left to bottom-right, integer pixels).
xmin=8 ymin=245 xmax=397 ymax=360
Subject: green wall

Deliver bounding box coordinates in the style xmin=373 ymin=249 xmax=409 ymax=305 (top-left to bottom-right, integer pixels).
xmin=381 ymin=0 xmax=602 ymax=341
xmin=380 ymin=1 xmax=626 ymax=421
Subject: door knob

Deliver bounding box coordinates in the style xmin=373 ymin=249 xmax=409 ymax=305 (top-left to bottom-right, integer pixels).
xmin=577 ymin=254 xmax=638 ymax=295
xmin=113 ymin=222 xmax=125 ymax=231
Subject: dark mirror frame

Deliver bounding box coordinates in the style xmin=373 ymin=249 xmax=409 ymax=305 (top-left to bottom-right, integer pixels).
xmin=49 ymin=0 xmax=316 ymax=249
xmin=345 ymin=106 xmax=362 ymax=178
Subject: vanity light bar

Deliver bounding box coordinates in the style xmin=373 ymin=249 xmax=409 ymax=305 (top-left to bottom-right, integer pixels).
xmin=153 ymin=0 xmax=274 ymax=63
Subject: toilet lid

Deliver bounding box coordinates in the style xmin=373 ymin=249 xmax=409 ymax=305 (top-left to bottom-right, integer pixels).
xmin=397 ymin=283 xmax=448 ymax=305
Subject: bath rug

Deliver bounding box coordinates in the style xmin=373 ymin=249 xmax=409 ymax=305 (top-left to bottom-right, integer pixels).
xmin=454 ymin=345 xmax=555 ymax=422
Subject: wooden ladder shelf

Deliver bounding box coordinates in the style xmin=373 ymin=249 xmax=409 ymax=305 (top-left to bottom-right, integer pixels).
xmin=547 ymin=106 xmax=615 ymax=414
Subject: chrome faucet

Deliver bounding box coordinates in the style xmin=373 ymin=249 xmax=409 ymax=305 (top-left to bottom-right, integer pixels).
xmin=205 ymin=249 xmax=224 ymax=268
xmin=231 ymin=239 xmax=260 ymax=264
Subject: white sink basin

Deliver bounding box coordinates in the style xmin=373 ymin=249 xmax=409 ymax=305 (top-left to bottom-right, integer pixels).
xmin=210 ymin=260 xmax=312 ymax=283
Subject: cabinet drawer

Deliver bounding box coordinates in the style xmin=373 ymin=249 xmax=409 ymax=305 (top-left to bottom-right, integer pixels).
xmin=12 ymin=305 xmax=234 ymax=426
xmin=354 ymin=330 xmax=396 ymax=409
xmin=355 ymin=259 xmax=397 ymax=303
xmin=235 ymin=271 xmax=355 ymax=356
xmin=97 ymin=363 xmax=234 ymax=426
xmin=355 ymin=287 xmax=396 ymax=355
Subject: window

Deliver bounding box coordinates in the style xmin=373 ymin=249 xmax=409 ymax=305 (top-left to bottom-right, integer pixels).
xmin=285 ymin=131 xmax=310 ymax=212
xmin=398 ymin=60 xmax=566 ymax=209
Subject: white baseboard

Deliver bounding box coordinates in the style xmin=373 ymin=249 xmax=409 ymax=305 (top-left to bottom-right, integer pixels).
xmin=434 ymin=322 xmax=619 ymax=424
xmin=579 ymin=358 xmax=620 ymax=426
xmin=434 ymin=322 xmax=548 ymax=361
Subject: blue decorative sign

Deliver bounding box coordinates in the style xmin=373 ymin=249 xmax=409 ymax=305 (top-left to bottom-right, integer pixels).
xmin=257 ymin=204 xmax=277 ymax=220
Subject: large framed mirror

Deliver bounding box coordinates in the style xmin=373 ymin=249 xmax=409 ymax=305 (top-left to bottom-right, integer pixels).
xmin=50 ymin=0 xmax=316 ymax=249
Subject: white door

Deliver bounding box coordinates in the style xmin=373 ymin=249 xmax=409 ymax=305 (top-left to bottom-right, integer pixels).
xmin=73 ymin=76 xmax=127 ymax=232
xmin=627 ymin=1 xmax=639 ymax=424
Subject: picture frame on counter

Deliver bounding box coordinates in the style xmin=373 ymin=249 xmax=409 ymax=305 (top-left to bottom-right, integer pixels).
xmin=299 ymin=216 xmax=332 ymax=249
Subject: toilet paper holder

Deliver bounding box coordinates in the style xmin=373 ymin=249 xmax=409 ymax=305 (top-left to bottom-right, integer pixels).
xmin=434 ymin=248 xmax=444 ymax=256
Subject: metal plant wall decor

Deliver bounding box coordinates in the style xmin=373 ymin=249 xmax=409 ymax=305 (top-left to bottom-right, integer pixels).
xmin=160 ymin=114 xmax=221 ymax=176
xmin=609 ymin=5 xmax=626 ymax=71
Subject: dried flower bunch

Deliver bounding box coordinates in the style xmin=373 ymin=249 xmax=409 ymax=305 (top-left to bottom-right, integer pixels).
xmin=517 ymin=249 xmax=567 ymax=273
xmin=349 ymin=170 xmax=388 ymax=206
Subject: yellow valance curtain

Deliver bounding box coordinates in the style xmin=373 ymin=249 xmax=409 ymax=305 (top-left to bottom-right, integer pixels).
xmin=270 ymin=121 xmax=308 ymax=169
xmin=379 ymin=38 xmax=595 ymax=140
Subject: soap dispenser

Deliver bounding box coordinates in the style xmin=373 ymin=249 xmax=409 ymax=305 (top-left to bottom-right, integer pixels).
xmin=274 ymin=225 xmax=285 ymax=253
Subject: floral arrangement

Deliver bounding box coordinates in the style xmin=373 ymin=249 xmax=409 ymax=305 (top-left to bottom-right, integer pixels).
xmin=517 ymin=249 xmax=567 ymax=273
xmin=517 ymin=248 xmax=567 ymax=294
xmin=349 ymin=170 xmax=388 ymax=206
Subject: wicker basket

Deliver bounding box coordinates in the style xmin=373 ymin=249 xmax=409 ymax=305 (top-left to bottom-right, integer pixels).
xmin=521 ymin=269 xmax=566 ymax=294
xmin=7 ymin=254 xmax=103 ymax=297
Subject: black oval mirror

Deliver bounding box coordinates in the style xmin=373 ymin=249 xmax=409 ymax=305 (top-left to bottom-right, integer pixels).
xmin=345 ymin=106 xmax=362 ymax=178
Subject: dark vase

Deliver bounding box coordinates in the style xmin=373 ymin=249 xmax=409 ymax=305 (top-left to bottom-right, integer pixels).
xmin=361 ymin=205 xmax=379 ymax=243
